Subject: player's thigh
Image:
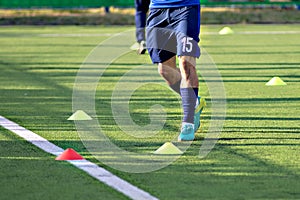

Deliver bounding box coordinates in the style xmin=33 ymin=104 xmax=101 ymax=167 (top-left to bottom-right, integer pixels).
xmin=147 ymin=9 xmax=177 ymax=63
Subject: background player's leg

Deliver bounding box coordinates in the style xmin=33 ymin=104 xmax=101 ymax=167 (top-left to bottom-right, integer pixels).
xmin=135 ymin=0 xmax=150 ymax=54
xmin=135 ymin=0 xmax=149 ymax=43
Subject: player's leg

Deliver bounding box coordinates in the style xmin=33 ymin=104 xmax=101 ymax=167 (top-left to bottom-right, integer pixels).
xmin=158 ymin=56 xmax=181 ymax=95
xmin=179 ymin=56 xmax=198 ymax=89
xmin=135 ymin=0 xmax=150 ymax=54
xmin=174 ymin=5 xmax=202 ymax=141
xmin=147 ymin=7 xmax=182 ymax=93
xmin=177 ymin=56 xmax=199 ymax=141
xmin=135 ymin=0 xmax=148 ymax=43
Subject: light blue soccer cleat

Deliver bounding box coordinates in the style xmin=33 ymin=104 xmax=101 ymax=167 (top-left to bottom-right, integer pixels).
xmin=178 ymin=123 xmax=195 ymax=141
xmin=194 ymin=97 xmax=206 ymax=133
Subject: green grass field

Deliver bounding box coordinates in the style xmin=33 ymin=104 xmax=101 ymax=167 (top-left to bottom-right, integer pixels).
xmin=0 ymin=25 xmax=299 ymax=199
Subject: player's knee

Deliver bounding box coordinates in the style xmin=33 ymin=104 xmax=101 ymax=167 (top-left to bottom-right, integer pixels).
xmin=180 ymin=60 xmax=189 ymax=71
xmin=180 ymin=57 xmax=197 ymax=81
xmin=180 ymin=57 xmax=196 ymax=72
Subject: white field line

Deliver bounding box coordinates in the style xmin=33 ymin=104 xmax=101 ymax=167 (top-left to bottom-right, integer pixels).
xmin=0 ymin=115 xmax=159 ymax=200
xmin=203 ymin=30 xmax=300 ymax=35
xmin=39 ymin=33 xmax=114 ymax=37
xmin=39 ymin=31 xmax=300 ymax=37
xmin=237 ymin=31 xmax=300 ymax=35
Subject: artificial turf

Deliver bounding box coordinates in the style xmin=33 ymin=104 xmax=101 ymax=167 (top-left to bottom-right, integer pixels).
xmin=0 ymin=25 xmax=299 ymax=199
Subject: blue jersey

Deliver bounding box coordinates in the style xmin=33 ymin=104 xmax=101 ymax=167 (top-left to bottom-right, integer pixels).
xmin=150 ymin=0 xmax=199 ymax=8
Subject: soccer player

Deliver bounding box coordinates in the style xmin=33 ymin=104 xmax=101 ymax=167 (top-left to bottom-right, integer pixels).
xmin=146 ymin=0 xmax=205 ymax=141
xmin=135 ymin=0 xmax=150 ymax=54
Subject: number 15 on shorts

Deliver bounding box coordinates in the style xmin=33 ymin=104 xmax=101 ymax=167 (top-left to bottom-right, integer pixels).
xmin=181 ymin=37 xmax=193 ymax=53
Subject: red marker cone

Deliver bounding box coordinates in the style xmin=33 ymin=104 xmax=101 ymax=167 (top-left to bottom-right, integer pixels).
xmin=55 ymin=148 xmax=84 ymax=160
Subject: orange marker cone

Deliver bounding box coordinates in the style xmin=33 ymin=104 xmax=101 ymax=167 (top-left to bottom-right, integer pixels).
xmin=55 ymin=148 xmax=84 ymax=160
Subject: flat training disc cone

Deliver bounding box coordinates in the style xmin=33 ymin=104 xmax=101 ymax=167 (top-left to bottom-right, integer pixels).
xmin=265 ymin=77 xmax=287 ymax=86
xmin=153 ymin=142 xmax=183 ymax=155
xmin=130 ymin=42 xmax=139 ymax=50
xmin=67 ymin=110 xmax=92 ymax=120
xmin=55 ymin=148 xmax=84 ymax=160
xmin=219 ymin=27 xmax=234 ymax=35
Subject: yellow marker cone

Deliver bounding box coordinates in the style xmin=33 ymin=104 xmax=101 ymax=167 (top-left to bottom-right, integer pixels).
xmin=68 ymin=110 xmax=92 ymax=120
xmin=153 ymin=142 xmax=183 ymax=155
xmin=219 ymin=27 xmax=234 ymax=35
xmin=265 ymin=77 xmax=287 ymax=86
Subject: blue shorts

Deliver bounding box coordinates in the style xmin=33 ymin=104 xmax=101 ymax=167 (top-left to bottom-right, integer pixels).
xmin=146 ymin=5 xmax=200 ymax=64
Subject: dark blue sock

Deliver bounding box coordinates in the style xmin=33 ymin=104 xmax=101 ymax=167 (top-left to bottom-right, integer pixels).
xmin=170 ymin=80 xmax=181 ymax=95
xmin=180 ymin=88 xmax=198 ymax=123
xmin=193 ymin=88 xmax=199 ymax=100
